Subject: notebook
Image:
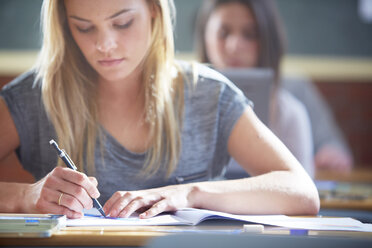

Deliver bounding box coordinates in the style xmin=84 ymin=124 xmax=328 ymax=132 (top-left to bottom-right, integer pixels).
xmin=66 ymin=208 xmax=372 ymax=232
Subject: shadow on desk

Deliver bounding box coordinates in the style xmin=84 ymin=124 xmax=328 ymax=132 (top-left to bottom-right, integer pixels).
xmin=146 ymin=233 xmax=372 ymax=248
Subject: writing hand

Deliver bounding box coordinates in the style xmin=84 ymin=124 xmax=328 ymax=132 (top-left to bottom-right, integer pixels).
xmin=103 ymin=184 xmax=197 ymax=219
xmin=27 ymin=167 xmax=100 ymax=218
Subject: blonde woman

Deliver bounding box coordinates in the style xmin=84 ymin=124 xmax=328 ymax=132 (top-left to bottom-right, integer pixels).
xmin=0 ymin=0 xmax=319 ymax=219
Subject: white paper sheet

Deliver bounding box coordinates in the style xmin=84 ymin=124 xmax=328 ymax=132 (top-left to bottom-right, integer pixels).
xmin=66 ymin=208 xmax=372 ymax=232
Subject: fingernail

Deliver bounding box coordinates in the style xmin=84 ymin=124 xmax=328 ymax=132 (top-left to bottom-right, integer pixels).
xmin=110 ymin=210 xmax=117 ymax=217
xmin=74 ymin=212 xmax=83 ymax=219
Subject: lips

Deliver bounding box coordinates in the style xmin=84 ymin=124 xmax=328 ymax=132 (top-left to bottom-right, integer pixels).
xmin=98 ymin=58 xmax=124 ymax=67
xmin=226 ymin=60 xmax=244 ymax=67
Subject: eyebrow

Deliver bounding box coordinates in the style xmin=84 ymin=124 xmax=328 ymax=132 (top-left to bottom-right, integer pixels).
xmin=69 ymin=8 xmax=132 ymax=22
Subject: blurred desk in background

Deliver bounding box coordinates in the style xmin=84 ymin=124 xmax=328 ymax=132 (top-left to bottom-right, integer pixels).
xmin=316 ymin=167 xmax=372 ymax=183
xmin=315 ymin=168 xmax=372 ymax=223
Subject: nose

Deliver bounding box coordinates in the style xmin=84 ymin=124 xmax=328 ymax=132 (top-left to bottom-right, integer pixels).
xmin=225 ymin=34 xmax=245 ymax=55
xmin=96 ymin=31 xmax=117 ymax=54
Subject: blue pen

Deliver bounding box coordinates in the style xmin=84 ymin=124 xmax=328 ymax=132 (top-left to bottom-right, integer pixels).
xmin=49 ymin=139 xmax=106 ymax=218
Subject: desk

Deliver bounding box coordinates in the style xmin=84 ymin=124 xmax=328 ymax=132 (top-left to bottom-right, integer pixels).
xmin=1 ymin=222 xmax=372 ymax=247
xmin=315 ymin=168 xmax=372 ymax=183
xmin=315 ymin=168 xmax=372 ymax=224
xmin=315 ymin=168 xmax=372 ymax=212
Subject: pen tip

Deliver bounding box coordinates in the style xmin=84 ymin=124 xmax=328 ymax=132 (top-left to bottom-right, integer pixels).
xmin=99 ymin=208 xmax=107 ymax=218
xmin=49 ymin=139 xmax=55 ymax=145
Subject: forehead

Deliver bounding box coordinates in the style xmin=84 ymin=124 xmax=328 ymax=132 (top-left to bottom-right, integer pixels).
xmin=211 ymin=2 xmax=256 ymax=26
xmin=64 ymin=0 xmax=149 ymax=19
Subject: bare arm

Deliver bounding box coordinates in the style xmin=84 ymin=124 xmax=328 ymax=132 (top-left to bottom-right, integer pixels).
xmin=194 ymin=107 xmax=319 ymax=215
xmin=0 ymin=98 xmax=100 ymax=218
xmin=104 ymin=107 xmax=320 ymax=218
xmin=0 ymin=98 xmax=25 ymax=212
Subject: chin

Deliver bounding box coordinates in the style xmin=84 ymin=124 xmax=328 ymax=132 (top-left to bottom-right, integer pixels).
xmin=99 ymin=72 xmax=129 ymax=83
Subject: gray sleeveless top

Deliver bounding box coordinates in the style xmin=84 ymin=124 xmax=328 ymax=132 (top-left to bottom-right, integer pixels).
xmin=0 ymin=62 xmax=251 ymax=203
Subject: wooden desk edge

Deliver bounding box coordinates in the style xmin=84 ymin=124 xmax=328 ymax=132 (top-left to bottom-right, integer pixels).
xmin=315 ymin=168 xmax=372 ymax=183
xmin=1 ymin=225 xmax=371 ymax=246
xmin=0 ymin=231 xmax=164 ymax=246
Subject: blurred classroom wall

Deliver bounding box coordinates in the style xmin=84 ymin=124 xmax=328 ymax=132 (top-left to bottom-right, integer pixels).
xmin=0 ymin=0 xmax=372 ymax=167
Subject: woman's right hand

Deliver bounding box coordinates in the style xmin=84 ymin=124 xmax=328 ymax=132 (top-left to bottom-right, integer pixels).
xmin=25 ymin=167 xmax=100 ymax=219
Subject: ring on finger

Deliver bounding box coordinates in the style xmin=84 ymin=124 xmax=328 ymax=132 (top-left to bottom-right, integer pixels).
xmin=58 ymin=193 xmax=64 ymax=206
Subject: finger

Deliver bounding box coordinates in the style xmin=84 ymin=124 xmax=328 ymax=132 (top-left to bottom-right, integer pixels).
xmin=89 ymin=177 xmax=98 ymax=187
xmin=139 ymin=199 xmax=169 ymax=219
xmin=57 ymin=192 xmax=86 ymax=213
xmin=45 ymin=202 xmax=83 ymax=219
xmin=103 ymin=191 xmax=124 ymax=216
xmin=53 ymin=167 xmax=100 ymax=198
xmin=45 ymin=171 xmax=93 ymax=209
xmin=36 ymin=192 xmax=83 ymax=219
xmin=104 ymin=191 xmax=135 ymax=217
xmin=119 ymin=196 xmax=151 ymax=218
xmin=43 ymin=187 xmax=86 ymax=213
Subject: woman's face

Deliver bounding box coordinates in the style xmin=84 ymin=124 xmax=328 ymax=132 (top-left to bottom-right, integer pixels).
xmin=65 ymin=0 xmax=154 ymax=83
xmin=204 ymin=2 xmax=259 ymax=69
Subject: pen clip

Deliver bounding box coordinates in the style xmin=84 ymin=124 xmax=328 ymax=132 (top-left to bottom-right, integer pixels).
xmin=62 ymin=149 xmax=78 ymax=170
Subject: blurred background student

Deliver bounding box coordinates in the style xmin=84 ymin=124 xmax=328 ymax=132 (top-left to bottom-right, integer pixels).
xmin=283 ymin=74 xmax=353 ymax=172
xmin=195 ymin=0 xmax=313 ymax=177
xmin=194 ymin=0 xmax=353 ymax=176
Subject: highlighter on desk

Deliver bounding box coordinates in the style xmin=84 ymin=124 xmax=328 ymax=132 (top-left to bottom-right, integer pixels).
xmin=49 ymin=139 xmax=106 ymax=218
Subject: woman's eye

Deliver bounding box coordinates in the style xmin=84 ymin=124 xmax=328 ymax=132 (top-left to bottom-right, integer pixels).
xmin=243 ymin=29 xmax=258 ymax=40
xmin=114 ymin=19 xmax=134 ymax=29
xmin=76 ymin=26 xmax=94 ymax=33
xmin=218 ymin=30 xmax=229 ymax=40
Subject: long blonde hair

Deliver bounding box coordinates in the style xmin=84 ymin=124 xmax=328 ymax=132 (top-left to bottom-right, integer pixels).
xmin=35 ymin=0 xmax=184 ymax=177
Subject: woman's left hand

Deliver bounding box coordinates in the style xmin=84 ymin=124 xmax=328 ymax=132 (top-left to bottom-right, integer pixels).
xmin=103 ymin=184 xmax=197 ymax=218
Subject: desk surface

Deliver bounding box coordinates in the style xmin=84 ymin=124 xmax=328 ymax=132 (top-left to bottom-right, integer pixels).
xmin=1 ymin=224 xmax=372 ymax=247
xmin=1 ymin=169 xmax=372 ymax=246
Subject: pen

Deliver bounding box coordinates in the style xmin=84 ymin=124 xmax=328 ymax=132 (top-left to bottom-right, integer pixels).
xmin=49 ymin=139 xmax=106 ymax=218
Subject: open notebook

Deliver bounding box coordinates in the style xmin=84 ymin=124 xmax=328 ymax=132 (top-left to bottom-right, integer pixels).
xmin=66 ymin=208 xmax=372 ymax=232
